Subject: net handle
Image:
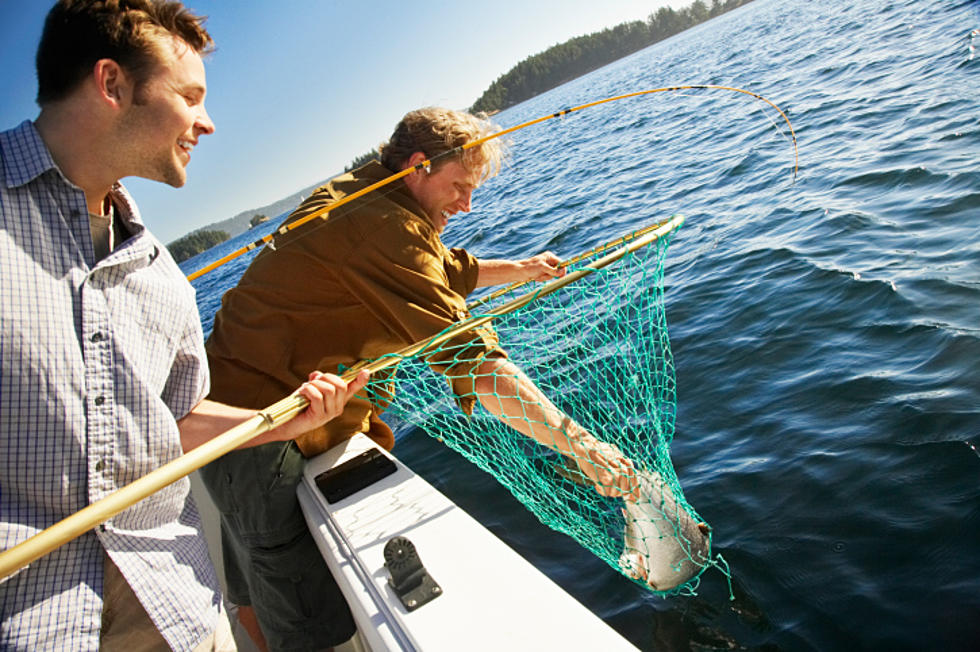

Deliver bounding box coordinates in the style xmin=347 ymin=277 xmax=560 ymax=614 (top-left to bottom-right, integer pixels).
xmin=467 ymin=216 xmax=681 ymax=311
xmin=0 ymin=214 xmax=682 ymax=583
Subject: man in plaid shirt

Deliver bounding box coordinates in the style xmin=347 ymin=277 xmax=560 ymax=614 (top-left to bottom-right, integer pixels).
xmin=0 ymin=2 xmax=366 ymax=650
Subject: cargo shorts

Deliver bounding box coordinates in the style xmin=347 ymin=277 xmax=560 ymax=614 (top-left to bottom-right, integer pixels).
xmin=199 ymin=440 xmax=356 ymax=651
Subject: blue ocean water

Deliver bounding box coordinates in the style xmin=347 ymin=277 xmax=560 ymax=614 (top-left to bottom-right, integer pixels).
xmin=183 ymin=0 xmax=980 ymax=648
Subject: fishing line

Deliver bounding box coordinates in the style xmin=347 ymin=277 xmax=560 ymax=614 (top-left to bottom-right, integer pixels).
xmin=736 ymin=91 xmax=793 ymax=148
xmin=186 ymin=85 xmax=798 ymax=283
xmin=0 ymin=91 xmax=797 ymax=584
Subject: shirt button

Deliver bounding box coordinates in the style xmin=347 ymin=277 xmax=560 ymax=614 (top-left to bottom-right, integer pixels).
xmin=94 ymin=396 xmax=105 ymax=406
xmin=95 ymin=459 xmax=104 ymax=472
xmin=91 ymin=332 xmax=104 ymax=343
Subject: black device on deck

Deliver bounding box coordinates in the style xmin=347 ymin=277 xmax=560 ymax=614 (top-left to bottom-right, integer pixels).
xmin=314 ymin=448 xmax=397 ymax=504
xmin=384 ymin=536 xmax=442 ymax=611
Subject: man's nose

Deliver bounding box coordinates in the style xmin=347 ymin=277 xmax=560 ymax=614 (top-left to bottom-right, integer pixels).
xmin=195 ymin=105 xmax=215 ymax=136
xmin=458 ymin=189 xmax=472 ymax=212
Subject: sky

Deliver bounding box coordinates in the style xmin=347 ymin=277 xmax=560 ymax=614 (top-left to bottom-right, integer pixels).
xmin=0 ymin=1 xmax=691 ymax=243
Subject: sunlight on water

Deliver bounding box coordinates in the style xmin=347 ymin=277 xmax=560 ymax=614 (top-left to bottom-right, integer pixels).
xmin=189 ymin=1 xmax=980 ymax=649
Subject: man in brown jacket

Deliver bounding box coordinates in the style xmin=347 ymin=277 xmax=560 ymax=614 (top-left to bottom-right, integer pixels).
xmin=201 ymin=107 xmax=639 ymax=651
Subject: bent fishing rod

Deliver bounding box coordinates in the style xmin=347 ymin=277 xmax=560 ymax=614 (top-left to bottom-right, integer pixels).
xmin=186 ymin=85 xmax=798 ymax=283
xmin=0 ymin=214 xmax=683 ymax=582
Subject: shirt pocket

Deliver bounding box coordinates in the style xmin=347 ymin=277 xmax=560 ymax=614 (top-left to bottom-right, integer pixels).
xmin=129 ymin=311 xmax=181 ymax=393
xmin=108 ymin=267 xmax=194 ymax=396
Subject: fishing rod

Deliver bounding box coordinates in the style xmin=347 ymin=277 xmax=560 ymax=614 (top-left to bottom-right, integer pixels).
xmin=0 ymin=214 xmax=683 ymax=582
xmin=186 ymin=85 xmax=798 ymax=283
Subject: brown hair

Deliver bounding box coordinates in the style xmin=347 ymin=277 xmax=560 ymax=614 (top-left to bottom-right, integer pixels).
xmin=36 ymin=0 xmax=214 ymax=105
xmin=379 ymin=107 xmax=507 ymax=183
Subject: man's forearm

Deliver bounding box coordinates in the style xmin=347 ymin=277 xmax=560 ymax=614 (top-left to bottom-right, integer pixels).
xmin=475 ymin=259 xmax=527 ymax=288
xmin=475 ymin=252 xmax=564 ymax=288
xmin=473 ymin=359 xmax=599 ymax=456
xmin=176 ymin=370 xmax=368 ymax=453
xmin=177 ymin=399 xmax=288 ymax=453
xmin=470 ymin=358 xmax=638 ymax=499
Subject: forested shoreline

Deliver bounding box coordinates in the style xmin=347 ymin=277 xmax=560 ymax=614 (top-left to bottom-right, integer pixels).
xmin=168 ymin=229 xmax=230 ymax=263
xmin=177 ymin=0 xmax=753 ymax=249
xmin=471 ymin=0 xmax=754 ymax=114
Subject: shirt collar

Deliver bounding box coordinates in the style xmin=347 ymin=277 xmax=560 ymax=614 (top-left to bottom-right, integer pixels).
xmin=2 ymin=120 xmax=145 ymax=230
xmin=355 ymin=160 xmax=432 ymax=227
xmin=108 ymin=180 xmax=145 ymax=231
xmin=1 ymin=120 xmax=60 ymax=189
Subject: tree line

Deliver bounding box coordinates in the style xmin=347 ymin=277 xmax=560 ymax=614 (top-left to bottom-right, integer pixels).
xmin=167 ymin=229 xmax=230 ymax=263
xmin=344 ymin=148 xmax=380 ymax=173
xmin=471 ymin=0 xmax=753 ymax=114
xmin=338 ymin=1 xmax=752 ymax=175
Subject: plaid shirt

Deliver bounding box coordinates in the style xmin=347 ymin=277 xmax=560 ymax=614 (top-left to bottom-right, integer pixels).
xmin=0 ymin=121 xmax=220 ymax=651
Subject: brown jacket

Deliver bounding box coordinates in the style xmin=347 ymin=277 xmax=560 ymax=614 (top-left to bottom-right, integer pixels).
xmin=206 ymin=161 xmax=501 ymax=456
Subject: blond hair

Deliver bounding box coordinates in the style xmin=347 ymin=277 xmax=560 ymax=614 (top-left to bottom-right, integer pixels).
xmin=380 ymin=107 xmax=507 ymax=183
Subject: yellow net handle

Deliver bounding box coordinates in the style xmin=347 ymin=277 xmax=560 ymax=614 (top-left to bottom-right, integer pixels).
xmin=0 ymin=215 xmax=683 ymax=582
xmin=0 ymin=394 xmax=304 ymax=582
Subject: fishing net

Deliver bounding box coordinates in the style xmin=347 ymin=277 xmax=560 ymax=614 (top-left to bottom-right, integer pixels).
xmin=356 ymin=216 xmax=726 ymax=595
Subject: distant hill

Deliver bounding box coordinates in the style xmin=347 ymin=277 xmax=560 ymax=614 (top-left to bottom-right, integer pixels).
xmin=190 ymin=179 xmax=326 ymax=241
xmin=176 ymin=152 xmax=385 ymax=246
xmin=168 ymin=228 xmax=230 ymax=263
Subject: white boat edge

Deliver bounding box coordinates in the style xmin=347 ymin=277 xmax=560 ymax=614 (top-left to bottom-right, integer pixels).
xmin=295 ymin=433 xmax=639 ymax=651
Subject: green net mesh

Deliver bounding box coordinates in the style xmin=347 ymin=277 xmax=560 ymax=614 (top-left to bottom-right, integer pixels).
xmin=358 ymin=216 xmax=726 ymax=596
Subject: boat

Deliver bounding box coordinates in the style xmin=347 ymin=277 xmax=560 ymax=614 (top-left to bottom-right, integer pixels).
xmin=294 ymin=433 xmax=638 ymax=651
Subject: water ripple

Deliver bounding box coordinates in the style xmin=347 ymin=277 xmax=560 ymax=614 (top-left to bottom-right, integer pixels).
xmin=188 ymin=1 xmax=980 ymax=649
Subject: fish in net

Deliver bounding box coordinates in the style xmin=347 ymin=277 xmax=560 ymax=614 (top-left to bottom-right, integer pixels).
xmin=355 ymin=215 xmax=727 ymax=595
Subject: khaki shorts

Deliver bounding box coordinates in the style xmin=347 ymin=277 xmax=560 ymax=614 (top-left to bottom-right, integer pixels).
xmin=100 ymin=551 xmax=236 ymax=651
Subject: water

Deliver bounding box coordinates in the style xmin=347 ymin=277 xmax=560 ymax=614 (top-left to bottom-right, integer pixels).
xmin=182 ymin=0 xmax=980 ymax=649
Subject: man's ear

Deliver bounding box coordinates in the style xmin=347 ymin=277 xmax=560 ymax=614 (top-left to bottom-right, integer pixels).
xmin=406 ymin=151 xmax=429 ymax=171
xmin=93 ymin=59 xmax=129 ymax=108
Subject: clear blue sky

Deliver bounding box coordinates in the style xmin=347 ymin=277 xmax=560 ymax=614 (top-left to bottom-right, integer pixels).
xmin=0 ymin=1 xmax=689 ymax=243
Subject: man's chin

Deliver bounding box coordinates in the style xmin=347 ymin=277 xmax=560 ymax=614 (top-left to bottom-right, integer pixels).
xmin=160 ymin=167 xmax=188 ymax=188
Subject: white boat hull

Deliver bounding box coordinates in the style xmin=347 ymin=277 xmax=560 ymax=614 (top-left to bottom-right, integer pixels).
xmin=297 ymin=433 xmax=638 ymax=651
